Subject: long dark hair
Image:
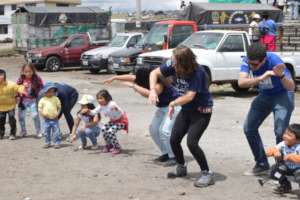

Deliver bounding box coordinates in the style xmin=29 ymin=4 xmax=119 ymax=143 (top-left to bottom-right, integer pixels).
xmin=135 ymin=67 xmax=164 ymax=89
xmin=0 ymin=69 xmax=6 ymax=81
xmin=173 ymin=46 xmax=198 ymax=78
xmin=18 ymin=64 xmax=43 ymax=96
xmin=96 ymin=89 xmax=112 ymax=103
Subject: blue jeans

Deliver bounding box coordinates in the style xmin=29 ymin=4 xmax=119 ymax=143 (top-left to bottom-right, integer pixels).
xmin=244 ymin=91 xmax=294 ymax=166
xmin=77 ymin=126 xmax=100 ymax=146
xmin=18 ymin=99 xmax=41 ymax=135
xmin=44 ymin=119 xmax=61 ymax=145
xmin=149 ymin=106 xmax=181 ymax=158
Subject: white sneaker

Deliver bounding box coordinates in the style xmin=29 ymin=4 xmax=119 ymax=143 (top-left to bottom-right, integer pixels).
xmin=36 ymin=134 xmax=43 ymax=138
xmin=9 ymin=136 xmax=16 ymax=140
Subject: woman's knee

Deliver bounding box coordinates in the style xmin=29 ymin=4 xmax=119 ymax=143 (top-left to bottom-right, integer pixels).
xmin=187 ymin=138 xmax=198 ymax=152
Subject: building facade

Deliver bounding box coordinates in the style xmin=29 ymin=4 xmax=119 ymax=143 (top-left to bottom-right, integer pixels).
xmin=0 ymin=0 xmax=81 ymax=40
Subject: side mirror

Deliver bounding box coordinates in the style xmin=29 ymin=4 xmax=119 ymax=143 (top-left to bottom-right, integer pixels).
xmin=65 ymin=42 xmax=70 ymax=48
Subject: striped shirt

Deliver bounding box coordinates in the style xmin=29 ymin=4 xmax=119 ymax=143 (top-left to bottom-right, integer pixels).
xmin=277 ymin=141 xmax=300 ymax=170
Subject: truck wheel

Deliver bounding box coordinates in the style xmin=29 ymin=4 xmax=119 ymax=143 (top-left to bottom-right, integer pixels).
xmin=89 ymin=68 xmax=101 ymax=74
xmin=231 ymin=81 xmax=249 ymax=93
xmin=285 ymin=64 xmax=297 ymax=91
xmin=46 ymin=56 xmax=61 ymax=72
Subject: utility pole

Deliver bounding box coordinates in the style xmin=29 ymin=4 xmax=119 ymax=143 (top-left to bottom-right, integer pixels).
xmin=136 ymin=0 xmax=141 ymax=28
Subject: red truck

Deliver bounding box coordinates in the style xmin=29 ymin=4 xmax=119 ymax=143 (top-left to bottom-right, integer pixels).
xmin=26 ymin=33 xmax=106 ymax=72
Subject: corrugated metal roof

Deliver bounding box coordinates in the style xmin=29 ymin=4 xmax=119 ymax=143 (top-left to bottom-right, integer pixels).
xmin=0 ymin=0 xmax=80 ymax=5
xmin=191 ymin=2 xmax=280 ymax=11
xmin=16 ymin=6 xmax=105 ymax=13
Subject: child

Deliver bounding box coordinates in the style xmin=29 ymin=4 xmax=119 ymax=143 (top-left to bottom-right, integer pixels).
xmin=266 ymin=123 xmax=300 ymax=193
xmin=0 ymin=69 xmax=24 ymax=140
xmin=71 ymin=94 xmax=101 ymax=150
xmin=17 ymin=64 xmax=43 ymax=138
xmin=92 ymin=90 xmax=128 ymax=155
xmin=38 ymin=83 xmax=62 ymax=149
xmin=103 ymin=67 xmax=180 ymax=166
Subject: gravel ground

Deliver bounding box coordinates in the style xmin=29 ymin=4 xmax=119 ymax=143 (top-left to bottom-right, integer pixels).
xmin=0 ymin=56 xmax=300 ymax=200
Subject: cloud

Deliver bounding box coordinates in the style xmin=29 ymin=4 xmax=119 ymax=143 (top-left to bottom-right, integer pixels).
xmin=81 ymin=0 xmax=206 ymax=11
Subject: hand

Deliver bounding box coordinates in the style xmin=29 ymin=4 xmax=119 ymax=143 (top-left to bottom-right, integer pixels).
xmin=70 ymin=133 xmax=77 ymax=143
xmin=274 ymin=151 xmax=282 ymax=160
xmin=103 ymin=77 xmax=114 ymax=84
xmin=259 ymin=70 xmax=275 ymax=81
xmin=284 ymin=154 xmax=293 ymax=161
xmin=81 ymin=108 xmax=89 ymax=114
xmin=148 ymin=89 xmax=159 ymax=105
xmin=168 ymin=102 xmax=175 ymax=119
xmin=273 ymin=64 xmax=285 ymax=77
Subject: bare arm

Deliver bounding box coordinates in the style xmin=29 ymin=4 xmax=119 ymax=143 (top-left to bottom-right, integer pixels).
xmin=238 ymin=71 xmax=274 ymax=88
xmin=85 ymin=114 xmax=100 ymax=128
xmin=71 ymin=117 xmax=81 ymax=142
xmin=170 ymin=91 xmax=196 ymax=107
xmin=103 ymin=74 xmax=136 ymax=84
xmin=273 ymin=64 xmax=295 ymax=91
xmin=132 ymin=83 xmax=163 ymax=98
xmin=149 ymin=68 xmax=163 ymax=104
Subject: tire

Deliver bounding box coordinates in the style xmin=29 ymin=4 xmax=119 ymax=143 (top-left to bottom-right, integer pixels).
xmin=89 ymin=68 xmax=101 ymax=74
xmin=285 ymin=64 xmax=297 ymax=91
xmin=45 ymin=56 xmax=61 ymax=72
xmin=231 ymin=81 xmax=250 ymax=93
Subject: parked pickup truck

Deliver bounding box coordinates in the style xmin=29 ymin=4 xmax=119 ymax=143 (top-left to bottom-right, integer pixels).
xmin=26 ymin=33 xmax=106 ymax=72
xmin=81 ymin=32 xmax=143 ymax=74
xmin=136 ymin=30 xmax=300 ymax=92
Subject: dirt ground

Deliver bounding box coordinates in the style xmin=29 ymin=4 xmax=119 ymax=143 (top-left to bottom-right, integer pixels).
xmin=1 ymin=56 xmax=300 ymax=200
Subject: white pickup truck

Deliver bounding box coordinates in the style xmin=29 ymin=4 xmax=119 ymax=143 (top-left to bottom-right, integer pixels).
xmin=136 ymin=30 xmax=300 ymax=92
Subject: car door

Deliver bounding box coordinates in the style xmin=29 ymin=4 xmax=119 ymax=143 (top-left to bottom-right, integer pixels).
xmin=64 ymin=36 xmax=87 ymax=64
xmin=215 ymin=34 xmax=246 ymax=81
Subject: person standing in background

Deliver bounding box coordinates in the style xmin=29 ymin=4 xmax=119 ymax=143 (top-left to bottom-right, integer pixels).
xmin=249 ymin=14 xmax=261 ymax=43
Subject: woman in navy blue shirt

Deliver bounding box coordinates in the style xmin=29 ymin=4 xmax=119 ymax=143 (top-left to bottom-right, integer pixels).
xmin=149 ymin=46 xmax=214 ymax=188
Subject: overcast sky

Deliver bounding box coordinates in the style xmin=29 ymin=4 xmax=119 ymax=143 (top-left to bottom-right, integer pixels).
xmin=81 ymin=0 xmax=207 ymax=11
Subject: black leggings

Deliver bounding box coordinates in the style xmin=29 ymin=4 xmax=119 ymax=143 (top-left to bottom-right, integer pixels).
xmin=170 ymin=110 xmax=211 ymax=171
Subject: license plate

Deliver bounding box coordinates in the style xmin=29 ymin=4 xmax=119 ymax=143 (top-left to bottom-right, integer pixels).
xmin=113 ymin=63 xmax=119 ymax=69
xmin=82 ymin=60 xmax=88 ymax=66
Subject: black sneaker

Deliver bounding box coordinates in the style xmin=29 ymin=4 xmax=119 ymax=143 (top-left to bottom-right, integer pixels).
xmin=154 ymin=154 xmax=169 ymax=163
xmin=0 ymin=135 xmax=3 ymax=140
xmin=274 ymin=182 xmax=292 ymax=194
xmin=252 ymin=163 xmax=270 ymax=175
xmin=244 ymin=163 xmax=270 ymax=176
xmin=164 ymin=158 xmax=177 ymax=167
xmin=167 ymin=164 xmax=187 ymax=178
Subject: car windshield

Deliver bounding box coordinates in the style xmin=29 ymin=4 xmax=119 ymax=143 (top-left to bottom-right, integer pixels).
xmin=180 ymin=32 xmax=224 ymax=50
xmin=109 ymin=35 xmax=129 ymax=47
xmin=144 ymin=24 xmax=168 ymax=45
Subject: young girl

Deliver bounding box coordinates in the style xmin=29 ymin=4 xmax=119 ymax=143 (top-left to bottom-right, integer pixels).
xmin=71 ymin=95 xmax=101 ymax=150
xmin=17 ymin=64 xmax=43 ymax=138
xmin=103 ymin=67 xmax=180 ymax=166
xmin=92 ymin=90 xmax=128 ymax=155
